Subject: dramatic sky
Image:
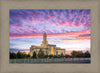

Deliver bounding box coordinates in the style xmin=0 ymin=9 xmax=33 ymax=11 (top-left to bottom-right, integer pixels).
xmin=10 ymin=9 xmax=91 ymax=54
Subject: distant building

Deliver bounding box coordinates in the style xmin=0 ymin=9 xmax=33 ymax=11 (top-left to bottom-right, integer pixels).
xmin=30 ymin=32 xmax=65 ymax=56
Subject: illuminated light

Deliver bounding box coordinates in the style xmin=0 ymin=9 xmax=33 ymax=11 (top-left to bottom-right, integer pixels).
xmin=51 ymin=47 xmax=54 ymax=55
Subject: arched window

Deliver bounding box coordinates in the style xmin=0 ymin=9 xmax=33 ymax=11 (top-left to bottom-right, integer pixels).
xmin=56 ymin=51 xmax=58 ymax=55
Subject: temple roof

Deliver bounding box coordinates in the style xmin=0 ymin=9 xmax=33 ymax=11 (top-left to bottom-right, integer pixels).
xmin=48 ymin=44 xmax=56 ymax=46
xmin=31 ymin=45 xmax=48 ymax=49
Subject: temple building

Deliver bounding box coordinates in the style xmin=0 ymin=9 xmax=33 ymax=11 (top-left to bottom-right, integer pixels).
xmin=30 ymin=32 xmax=65 ymax=56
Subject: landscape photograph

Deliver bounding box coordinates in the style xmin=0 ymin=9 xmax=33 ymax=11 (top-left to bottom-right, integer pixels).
xmin=9 ymin=9 xmax=91 ymax=63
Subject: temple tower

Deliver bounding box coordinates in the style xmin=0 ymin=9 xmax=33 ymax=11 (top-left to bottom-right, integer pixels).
xmin=41 ymin=32 xmax=48 ymax=48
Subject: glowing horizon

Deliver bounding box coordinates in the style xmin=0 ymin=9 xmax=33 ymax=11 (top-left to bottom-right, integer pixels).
xmin=9 ymin=9 xmax=91 ymax=54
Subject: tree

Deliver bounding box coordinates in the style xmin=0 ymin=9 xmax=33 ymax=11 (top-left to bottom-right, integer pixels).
xmin=71 ymin=50 xmax=77 ymax=58
xmin=32 ymin=51 xmax=37 ymax=58
xmin=57 ymin=55 xmax=61 ymax=58
xmin=53 ymin=55 xmax=57 ymax=58
xmin=70 ymin=50 xmax=91 ymax=58
xmin=10 ymin=51 xmax=31 ymax=59
xmin=84 ymin=51 xmax=90 ymax=58
xmin=61 ymin=53 xmax=64 ymax=58
xmin=10 ymin=52 xmax=17 ymax=59
xmin=44 ymin=55 xmax=48 ymax=58
xmin=76 ymin=51 xmax=85 ymax=58
xmin=48 ymin=54 xmax=53 ymax=58
xmin=17 ymin=51 xmax=22 ymax=58
xmin=27 ymin=54 xmax=30 ymax=58
xmin=65 ymin=54 xmax=70 ymax=58
xmin=22 ymin=52 xmax=27 ymax=58
xmin=38 ymin=49 xmax=45 ymax=58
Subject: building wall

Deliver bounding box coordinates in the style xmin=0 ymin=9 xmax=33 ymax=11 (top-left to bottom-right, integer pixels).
xmin=47 ymin=45 xmax=56 ymax=55
xmin=56 ymin=49 xmax=65 ymax=55
xmin=30 ymin=48 xmax=47 ymax=56
xmin=30 ymin=45 xmax=65 ymax=56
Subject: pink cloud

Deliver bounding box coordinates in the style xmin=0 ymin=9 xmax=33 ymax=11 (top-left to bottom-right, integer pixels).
xmin=10 ymin=30 xmax=90 ymax=40
xmin=20 ymin=12 xmax=24 ymax=14
xmin=27 ymin=11 xmax=32 ymax=14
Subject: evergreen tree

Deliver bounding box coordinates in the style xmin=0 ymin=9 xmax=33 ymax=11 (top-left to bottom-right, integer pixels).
xmin=84 ymin=51 xmax=90 ymax=58
xmin=38 ymin=49 xmax=45 ymax=58
xmin=61 ymin=53 xmax=64 ymax=58
xmin=32 ymin=51 xmax=37 ymax=58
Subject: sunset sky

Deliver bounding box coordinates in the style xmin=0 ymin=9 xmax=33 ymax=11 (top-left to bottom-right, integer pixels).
xmin=10 ymin=9 xmax=91 ymax=54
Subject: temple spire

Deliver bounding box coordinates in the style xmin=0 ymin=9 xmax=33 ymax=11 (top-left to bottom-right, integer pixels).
xmin=41 ymin=25 xmax=48 ymax=47
xmin=43 ymin=32 xmax=47 ymax=43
